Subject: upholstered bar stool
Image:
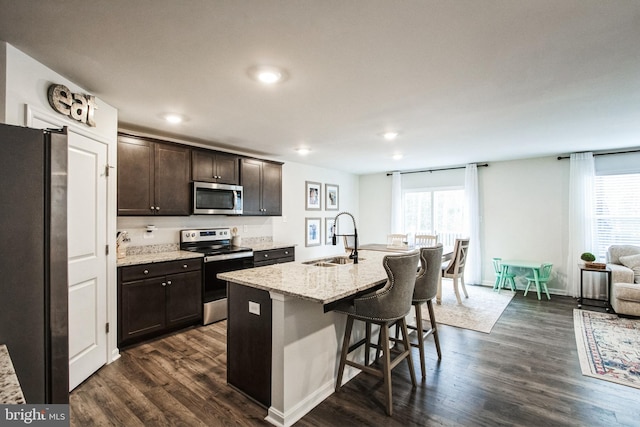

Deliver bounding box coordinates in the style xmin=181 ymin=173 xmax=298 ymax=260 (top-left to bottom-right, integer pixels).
xmin=408 ymin=244 xmax=443 ymax=378
xmin=334 ymin=251 xmax=419 ymax=416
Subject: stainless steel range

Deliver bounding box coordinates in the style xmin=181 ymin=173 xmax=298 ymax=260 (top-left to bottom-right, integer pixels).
xmin=180 ymin=228 xmax=254 ymax=325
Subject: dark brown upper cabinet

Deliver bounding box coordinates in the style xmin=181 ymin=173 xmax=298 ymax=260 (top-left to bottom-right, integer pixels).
xmin=241 ymin=158 xmax=282 ymax=216
xmin=191 ymin=149 xmax=239 ymax=185
xmin=118 ymin=134 xmax=191 ymax=216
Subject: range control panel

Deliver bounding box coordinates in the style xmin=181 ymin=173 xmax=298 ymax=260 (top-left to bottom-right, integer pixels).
xmin=180 ymin=228 xmax=231 ymax=243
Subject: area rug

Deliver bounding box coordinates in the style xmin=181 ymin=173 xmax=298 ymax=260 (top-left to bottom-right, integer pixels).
xmin=420 ymin=284 xmax=515 ymax=333
xmin=574 ymin=309 xmax=640 ymax=389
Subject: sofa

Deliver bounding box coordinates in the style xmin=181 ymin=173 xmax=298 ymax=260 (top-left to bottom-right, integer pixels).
xmin=607 ymin=245 xmax=640 ymax=316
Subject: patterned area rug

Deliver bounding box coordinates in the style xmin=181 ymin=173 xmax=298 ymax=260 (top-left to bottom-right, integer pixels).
xmin=574 ymin=309 xmax=640 ymax=389
xmin=420 ymin=284 xmax=515 ymax=333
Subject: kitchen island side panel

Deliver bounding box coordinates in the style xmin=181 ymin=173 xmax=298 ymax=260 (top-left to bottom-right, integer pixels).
xmin=227 ymin=282 xmax=272 ymax=407
xmin=266 ymin=293 xmax=366 ymax=427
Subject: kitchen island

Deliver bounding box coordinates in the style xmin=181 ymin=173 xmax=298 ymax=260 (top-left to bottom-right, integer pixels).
xmin=218 ymin=249 xmax=400 ymax=427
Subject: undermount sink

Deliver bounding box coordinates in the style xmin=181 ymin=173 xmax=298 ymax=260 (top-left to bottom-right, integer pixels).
xmin=303 ymin=256 xmax=364 ymax=267
xmin=311 ymin=262 xmax=339 ymax=267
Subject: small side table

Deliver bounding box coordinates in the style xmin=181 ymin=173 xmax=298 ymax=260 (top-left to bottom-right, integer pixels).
xmin=578 ymin=267 xmax=612 ymax=312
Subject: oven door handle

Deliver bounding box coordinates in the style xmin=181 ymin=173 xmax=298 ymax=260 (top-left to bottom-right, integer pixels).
xmin=205 ymin=252 xmax=254 ymax=262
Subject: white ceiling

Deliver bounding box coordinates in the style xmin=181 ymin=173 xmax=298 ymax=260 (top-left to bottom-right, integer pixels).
xmin=1 ymin=1 xmax=639 ymax=174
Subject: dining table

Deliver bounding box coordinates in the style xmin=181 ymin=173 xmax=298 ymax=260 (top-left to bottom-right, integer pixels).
xmin=498 ymin=259 xmax=545 ymax=297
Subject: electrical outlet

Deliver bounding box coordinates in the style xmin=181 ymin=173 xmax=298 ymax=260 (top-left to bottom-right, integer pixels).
xmin=249 ymin=301 xmax=260 ymax=315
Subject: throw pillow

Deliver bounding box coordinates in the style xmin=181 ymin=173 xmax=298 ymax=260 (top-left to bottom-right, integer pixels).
xmin=619 ymin=254 xmax=640 ymax=284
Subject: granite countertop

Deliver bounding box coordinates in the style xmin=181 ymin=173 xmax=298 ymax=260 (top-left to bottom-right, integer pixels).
xmin=117 ymin=242 xmax=296 ymax=267
xmin=218 ymin=249 xmax=411 ymax=305
xmin=0 ymin=344 xmax=26 ymax=404
xmin=117 ymin=250 xmax=204 ymax=267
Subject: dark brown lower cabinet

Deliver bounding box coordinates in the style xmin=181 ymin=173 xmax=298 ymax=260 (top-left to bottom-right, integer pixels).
xmin=227 ymin=282 xmax=272 ymax=407
xmin=253 ymin=246 xmax=295 ymax=267
xmin=119 ymin=259 xmax=202 ymax=347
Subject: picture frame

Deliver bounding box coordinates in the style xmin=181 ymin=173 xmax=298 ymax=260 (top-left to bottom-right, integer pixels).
xmin=325 ymin=183 xmax=339 ymax=211
xmin=305 ymin=217 xmax=322 ymax=247
xmin=305 ymin=181 xmax=322 ymax=210
xmin=325 ymin=217 xmax=337 ymax=245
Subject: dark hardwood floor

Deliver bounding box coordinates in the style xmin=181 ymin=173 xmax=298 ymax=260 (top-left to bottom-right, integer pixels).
xmin=70 ymin=292 xmax=640 ymax=426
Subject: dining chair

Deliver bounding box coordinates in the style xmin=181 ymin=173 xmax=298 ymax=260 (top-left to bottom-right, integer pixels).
xmin=492 ymin=257 xmax=516 ymax=292
xmin=334 ymin=251 xmax=419 ymax=416
xmin=524 ymin=263 xmax=552 ymax=300
xmin=440 ymin=238 xmax=470 ymax=304
xmin=387 ymin=233 xmax=408 ymax=248
xmin=414 ymin=234 xmax=438 ymax=248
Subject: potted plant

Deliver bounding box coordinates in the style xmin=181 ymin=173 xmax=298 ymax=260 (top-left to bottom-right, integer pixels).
xmin=580 ymin=252 xmax=605 ymax=269
xmin=580 ymin=252 xmax=596 ymax=263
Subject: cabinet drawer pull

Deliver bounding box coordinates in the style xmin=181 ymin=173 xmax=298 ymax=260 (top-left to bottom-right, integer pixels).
xmin=183 ymin=264 xmax=188 ymax=269
xmin=143 ymin=269 xmax=149 ymax=275
xmin=264 ymin=254 xmax=269 ymax=258
xmin=284 ymin=251 xmax=289 ymax=255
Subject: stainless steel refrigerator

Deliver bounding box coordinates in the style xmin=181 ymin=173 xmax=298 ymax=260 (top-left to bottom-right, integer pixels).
xmin=0 ymin=122 xmax=69 ymax=403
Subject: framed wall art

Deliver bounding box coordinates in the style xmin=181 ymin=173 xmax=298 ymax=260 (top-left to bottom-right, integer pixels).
xmin=325 ymin=217 xmax=338 ymax=245
xmin=325 ymin=183 xmax=339 ymax=211
xmin=305 ymin=181 xmax=321 ymax=210
xmin=305 ymin=217 xmax=322 ymax=247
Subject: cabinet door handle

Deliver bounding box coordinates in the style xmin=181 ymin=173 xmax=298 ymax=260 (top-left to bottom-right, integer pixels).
xmin=155 ymin=206 xmax=160 ymax=211
xmin=162 ymin=282 xmax=166 ymax=287
xmin=143 ymin=269 xmax=149 ymax=275
xmin=167 ymin=280 xmax=172 ymax=285
xmin=150 ymin=206 xmax=155 ymax=211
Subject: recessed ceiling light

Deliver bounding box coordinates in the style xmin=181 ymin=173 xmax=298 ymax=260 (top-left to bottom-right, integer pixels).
xmin=392 ymin=153 xmax=403 ymax=160
xmin=249 ymin=66 xmax=288 ymax=85
xmin=383 ymin=131 xmax=400 ymax=141
xmin=296 ymin=147 xmax=311 ymax=155
xmin=163 ymin=113 xmax=185 ymax=124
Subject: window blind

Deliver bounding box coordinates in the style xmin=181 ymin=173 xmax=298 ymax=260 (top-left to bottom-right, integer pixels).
xmin=594 ymin=173 xmax=640 ymax=260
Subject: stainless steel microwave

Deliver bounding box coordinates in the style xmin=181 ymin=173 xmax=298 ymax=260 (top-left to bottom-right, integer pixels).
xmin=192 ymin=182 xmax=243 ymax=215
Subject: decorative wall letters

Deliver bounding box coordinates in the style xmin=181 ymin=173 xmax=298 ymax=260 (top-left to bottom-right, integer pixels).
xmin=47 ymin=84 xmax=97 ymax=127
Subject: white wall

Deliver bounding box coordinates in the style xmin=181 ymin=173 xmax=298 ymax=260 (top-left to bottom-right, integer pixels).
xmin=118 ymin=158 xmax=360 ymax=262
xmin=359 ymin=156 xmax=571 ymax=294
xmin=2 ymin=44 xmax=117 ymax=140
xmin=480 ymin=157 xmax=568 ymax=293
xmin=359 ymin=172 xmax=391 ymax=244
xmin=274 ymin=161 xmax=359 ymax=261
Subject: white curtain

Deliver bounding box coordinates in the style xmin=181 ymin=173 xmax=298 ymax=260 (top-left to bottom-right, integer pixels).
xmin=390 ymin=171 xmax=403 ymax=233
xmin=566 ymin=152 xmax=598 ymax=297
xmin=463 ymin=164 xmax=481 ymax=284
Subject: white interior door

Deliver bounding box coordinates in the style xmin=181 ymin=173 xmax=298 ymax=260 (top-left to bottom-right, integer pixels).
xmin=28 ymin=108 xmax=111 ymax=391
xmin=66 ymin=131 xmax=108 ymax=390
